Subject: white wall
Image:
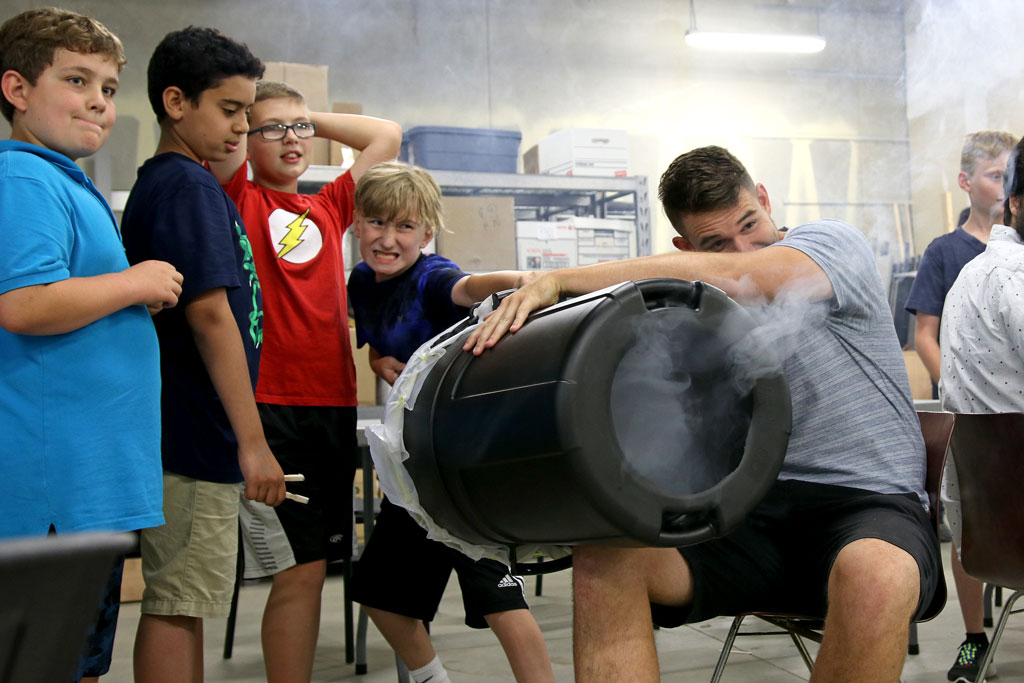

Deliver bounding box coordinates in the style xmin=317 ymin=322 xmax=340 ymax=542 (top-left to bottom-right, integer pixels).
xmin=3 ymin=0 xmax=913 ymax=256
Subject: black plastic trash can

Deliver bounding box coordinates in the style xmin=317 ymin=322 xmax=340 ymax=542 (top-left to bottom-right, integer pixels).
xmin=402 ymin=279 xmax=791 ymax=548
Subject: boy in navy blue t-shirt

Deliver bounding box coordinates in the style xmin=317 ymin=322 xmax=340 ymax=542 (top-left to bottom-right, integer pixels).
xmin=905 ymin=130 xmax=1016 ymax=390
xmin=121 ymin=27 xmax=285 ymax=683
xmin=348 ymin=161 xmax=553 ymax=683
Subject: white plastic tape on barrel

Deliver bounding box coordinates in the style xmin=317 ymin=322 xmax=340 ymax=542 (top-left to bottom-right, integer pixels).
xmin=363 ymin=313 xmax=571 ymax=567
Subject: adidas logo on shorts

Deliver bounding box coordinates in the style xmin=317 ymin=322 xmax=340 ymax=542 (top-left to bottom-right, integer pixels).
xmin=498 ymin=574 xmax=520 ymax=589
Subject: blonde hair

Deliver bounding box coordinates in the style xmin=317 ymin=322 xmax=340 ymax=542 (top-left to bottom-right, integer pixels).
xmin=961 ymin=130 xmax=1017 ymax=175
xmin=254 ymin=79 xmax=304 ymax=104
xmin=0 ymin=7 xmax=126 ymax=123
xmin=354 ymin=161 xmax=445 ymax=236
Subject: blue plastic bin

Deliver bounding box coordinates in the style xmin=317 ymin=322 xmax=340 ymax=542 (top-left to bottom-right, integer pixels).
xmin=401 ymin=126 xmax=521 ymax=173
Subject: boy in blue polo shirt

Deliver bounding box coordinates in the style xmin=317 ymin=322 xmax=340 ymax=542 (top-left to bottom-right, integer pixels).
xmin=0 ymin=8 xmax=182 ymax=681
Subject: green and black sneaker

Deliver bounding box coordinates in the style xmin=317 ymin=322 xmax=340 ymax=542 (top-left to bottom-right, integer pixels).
xmin=947 ymin=638 xmax=996 ymax=682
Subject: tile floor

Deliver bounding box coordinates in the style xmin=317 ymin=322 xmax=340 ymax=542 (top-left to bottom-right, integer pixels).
xmin=105 ymin=543 xmax=1024 ymax=682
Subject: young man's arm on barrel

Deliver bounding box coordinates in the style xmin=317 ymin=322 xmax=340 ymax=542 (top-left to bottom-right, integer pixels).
xmin=464 ymin=245 xmax=830 ymax=354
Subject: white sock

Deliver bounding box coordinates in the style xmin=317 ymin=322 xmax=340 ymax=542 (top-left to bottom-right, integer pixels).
xmin=410 ymin=655 xmax=451 ymax=683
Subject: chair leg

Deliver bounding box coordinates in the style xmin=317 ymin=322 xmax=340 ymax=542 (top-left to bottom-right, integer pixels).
xmin=976 ymin=590 xmax=1023 ymax=683
xmin=223 ymin=532 xmax=244 ymax=659
xmin=907 ymin=621 xmax=919 ymax=655
xmin=355 ymin=605 xmax=369 ymax=675
xmin=710 ymin=615 xmax=746 ymax=683
xmin=984 ymin=583 xmax=995 ymax=628
xmin=343 ymin=559 xmax=354 ymax=664
xmin=787 ymin=631 xmax=815 ymax=673
xmin=395 ymin=654 xmax=410 ymax=682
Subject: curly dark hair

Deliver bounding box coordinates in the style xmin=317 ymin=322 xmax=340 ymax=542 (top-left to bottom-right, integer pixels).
xmin=658 ymin=146 xmax=757 ymax=237
xmin=0 ymin=7 xmax=125 ymax=123
xmin=147 ymin=26 xmax=263 ymax=122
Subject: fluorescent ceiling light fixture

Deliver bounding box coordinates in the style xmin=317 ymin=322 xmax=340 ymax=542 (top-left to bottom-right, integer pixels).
xmin=685 ymin=29 xmax=826 ymax=54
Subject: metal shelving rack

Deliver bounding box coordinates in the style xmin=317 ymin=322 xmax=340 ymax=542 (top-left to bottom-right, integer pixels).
xmin=298 ymin=166 xmax=653 ymax=257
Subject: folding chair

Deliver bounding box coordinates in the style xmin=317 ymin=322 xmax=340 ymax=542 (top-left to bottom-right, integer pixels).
xmin=949 ymin=412 xmax=1024 ymax=683
xmin=0 ymin=532 xmax=135 ymax=683
xmin=709 ymin=410 xmax=954 ymax=682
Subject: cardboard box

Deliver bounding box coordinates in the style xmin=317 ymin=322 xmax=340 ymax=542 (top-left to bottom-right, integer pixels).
xmin=537 ymin=128 xmax=629 ymax=177
xmin=120 ymin=556 xmax=145 ymax=603
xmin=437 ymin=196 xmax=517 ymax=271
xmin=328 ymin=101 xmax=363 ymax=167
xmin=353 ymin=468 xmax=382 ymax=544
xmin=566 ymin=216 xmax=636 ymax=265
xmin=516 ymin=220 xmax=578 ymax=270
xmin=903 ymin=350 xmax=934 ymax=400
xmin=522 ymin=143 xmax=539 ymax=174
xmin=261 ymin=62 xmax=330 ymax=165
xmin=350 ymin=323 xmax=377 ymax=405
xmin=353 ymin=468 xmax=382 ymax=501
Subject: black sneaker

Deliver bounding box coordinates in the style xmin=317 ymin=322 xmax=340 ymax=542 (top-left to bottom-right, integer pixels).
xmin=947 ymin=639 xmax=997 ymax=681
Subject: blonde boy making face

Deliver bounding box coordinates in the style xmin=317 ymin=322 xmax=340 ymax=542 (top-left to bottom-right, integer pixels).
xmin=346 ymin=161 xmax=552 ymax=683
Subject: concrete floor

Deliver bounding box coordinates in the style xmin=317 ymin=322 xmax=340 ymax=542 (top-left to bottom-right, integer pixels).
xmin=105 ymin=543 xmax=1024 ymax=682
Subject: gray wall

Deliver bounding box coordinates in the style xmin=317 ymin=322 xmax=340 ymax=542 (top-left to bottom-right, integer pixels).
xmin=4 ymin=0 xmax=917 ymax=256
xmin=905 ymin=0 xmax=1024 ymax=246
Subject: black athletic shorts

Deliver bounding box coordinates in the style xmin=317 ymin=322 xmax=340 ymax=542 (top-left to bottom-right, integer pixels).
xmin=650 ymin=479 xmax=942 ymax=627
xmin=240 ymin=404 xmax=358 ymax=575
xmin=351 ymin=499 xmax=529 ymax=628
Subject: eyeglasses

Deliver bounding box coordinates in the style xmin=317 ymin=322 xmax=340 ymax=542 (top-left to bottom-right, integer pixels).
xmin=247 ymin=122 xmax=317 ymax=141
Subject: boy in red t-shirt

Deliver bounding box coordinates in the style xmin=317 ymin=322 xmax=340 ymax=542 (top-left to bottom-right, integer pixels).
xmin=210 ymin=80 xmax=401 ymax=682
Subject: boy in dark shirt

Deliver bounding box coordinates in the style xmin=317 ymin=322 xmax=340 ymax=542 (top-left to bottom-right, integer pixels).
xmin=348 ymin=161 xmax=552 ymax=683
xmin=121 ymin=26 xmax=285 ymax=683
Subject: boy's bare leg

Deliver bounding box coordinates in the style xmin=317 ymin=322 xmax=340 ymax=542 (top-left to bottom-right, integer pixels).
xmin=950 ymin=542 xmax=985 ymax=632
xmin=572 ymin=546 xmax=692 ymax=682
xmin=811 ymin=538 xmax=920 ymax=683
xmin=262 ymin=559 xmax=327 ymax=683
xmin=133 ymin=613 xmax=204 ymax=683
xmin=364 ymin=606 xmax=437 ymax=669
xmin=484 ymin=609 xmax=554 ymax=682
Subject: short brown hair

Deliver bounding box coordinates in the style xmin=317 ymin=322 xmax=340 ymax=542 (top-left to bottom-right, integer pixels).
xmin=0 ymin=7 xmax=126 ymax=123
xmin=658 ymin=146 xmax=756 ymax=237
xmin=961 ymin=130 xmax=1017 ymax=175
xmin=354 ymin=161 xmax=445 ymax=237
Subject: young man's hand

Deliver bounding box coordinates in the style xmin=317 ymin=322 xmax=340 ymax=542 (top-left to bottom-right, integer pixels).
xmin=370 ymin=354 xmax=406 ymax=386
xmin=464 ymin=271 xmax=563 ymax=355
xmin=123 ymin=260 xmax=183 ymax=311
xmin=238 ymin=443 xmax=286 ymax=506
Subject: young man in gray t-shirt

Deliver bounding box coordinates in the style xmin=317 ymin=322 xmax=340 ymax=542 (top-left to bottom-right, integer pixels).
xmin=466 ymin=146 xmax=938 ymax=683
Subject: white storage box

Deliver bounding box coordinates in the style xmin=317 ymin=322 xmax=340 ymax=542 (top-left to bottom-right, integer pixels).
xmin=566 ymin=217 xmax=636 ymax=265
xmin=516 ymin=221 xmax=578 ymax=270
xmin=537 ymin=128 xmax=629 ymax=177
